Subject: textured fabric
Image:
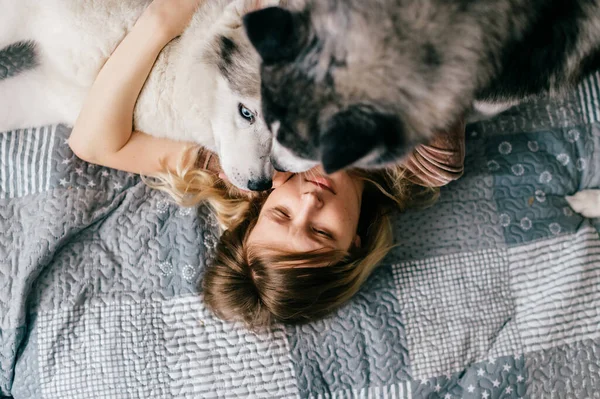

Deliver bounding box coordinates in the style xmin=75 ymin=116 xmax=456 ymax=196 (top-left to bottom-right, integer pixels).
xmin=2 ymin=43 xmax=600 ymax=399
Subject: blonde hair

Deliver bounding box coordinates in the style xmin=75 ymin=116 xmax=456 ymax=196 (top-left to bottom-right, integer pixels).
xmin=146 ymin=145 xmax=438 ymax=328
xmin=202 ymin=193 xmax=393 ymax=327
xmin=144 ymin=146 xmax=263 ymax=229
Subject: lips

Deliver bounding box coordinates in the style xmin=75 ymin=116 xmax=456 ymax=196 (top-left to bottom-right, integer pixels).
xmin=305 ymin=176 xmax=336 ymax=195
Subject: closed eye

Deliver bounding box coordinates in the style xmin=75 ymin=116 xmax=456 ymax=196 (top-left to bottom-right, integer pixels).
xmin=271 ymin=208 xmax=334 ymax=240
xmin=266 ymin=207 xmax=336 ymax=247
xmin=271 ymin=206 xmax=290 ymax=220
xmin=238 ymin=103 xmax=256 ymax=124
xmin=312 ymin=226 xmax=334 ymax=240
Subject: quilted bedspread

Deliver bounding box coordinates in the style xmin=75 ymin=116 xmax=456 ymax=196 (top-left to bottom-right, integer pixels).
xmin=1 ymin=44 xmax=600 ymax=399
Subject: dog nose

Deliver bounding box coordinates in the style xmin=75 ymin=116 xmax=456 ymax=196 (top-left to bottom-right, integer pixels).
xmin=247 ymin=178 xmax=273 ymax=191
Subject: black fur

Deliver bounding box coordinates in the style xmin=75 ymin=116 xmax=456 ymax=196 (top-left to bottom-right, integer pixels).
xmin=218 ymin=36 xmax=238 ymax=69
xmin=478 ymin=0 xmax=598 ymax=100
xmin=244 ymin=0 xmax=600 ymax=172
xmin=422 ymin=43 xmax=442 ymax=68
xmin=216 ymin=36 xmax=240 ymax=87
xmin=0 ymin=41 xmax=37 ymax=81
xmin=320 ymin=107 xmax=404 ymax=173
xmin=209 ymin=34 xmax=260 ymax=98
xmin=243 ymin=7 xmax=305 ymax=65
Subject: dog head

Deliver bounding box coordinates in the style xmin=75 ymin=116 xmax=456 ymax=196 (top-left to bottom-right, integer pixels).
xmin=196 ymin=0 xmax=281 ymax=191
xmin=243 ymin=0 xmax=484 ymax=173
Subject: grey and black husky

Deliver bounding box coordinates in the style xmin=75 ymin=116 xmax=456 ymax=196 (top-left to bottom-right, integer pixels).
xmin=242 ymin=0 xmax=600 ymax=215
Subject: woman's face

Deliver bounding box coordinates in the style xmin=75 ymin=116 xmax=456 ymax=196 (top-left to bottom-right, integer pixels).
xmin=248 ymin=166 xmax=364 ymax=252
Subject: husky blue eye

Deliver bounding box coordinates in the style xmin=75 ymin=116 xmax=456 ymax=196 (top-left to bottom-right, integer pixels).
xmin=238 ymin=104 xmax=255 ymax=123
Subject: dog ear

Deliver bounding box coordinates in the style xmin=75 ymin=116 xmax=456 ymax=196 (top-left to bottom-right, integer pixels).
xmin=320 ymin=108 xmax=403 ymax=173
xmin=243 ymin=7 xmax=306 ymax=64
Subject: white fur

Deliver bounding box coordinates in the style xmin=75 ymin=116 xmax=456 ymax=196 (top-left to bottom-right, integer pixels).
xmin=566 ymin=190 xmax=600 ymax=218
xmin=271 ymin=136 xmax=318 ymax=173
xmin=0 ymin=0 xmax=276 ymax=190
xmin=467 ymin=100 xmax=520 ymax=123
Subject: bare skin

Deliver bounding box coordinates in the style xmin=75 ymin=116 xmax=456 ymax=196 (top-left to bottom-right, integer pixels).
xmin=248 ymin=166 xmax=363 ymax=253
xmin=68 ymin=0 xmax=204 ymax=175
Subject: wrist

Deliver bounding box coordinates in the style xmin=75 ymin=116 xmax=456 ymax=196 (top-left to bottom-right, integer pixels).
xmin=197 ymin=148 xmax=221 ymax=173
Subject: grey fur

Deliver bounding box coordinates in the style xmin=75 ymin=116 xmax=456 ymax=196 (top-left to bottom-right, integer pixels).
xmin=244 ymin=0 xmax=600 ymax=172
xmin=0 ymin=41 xmax=37 ymax=80
xmin=204 ymin=32 xmax=261 ymax=98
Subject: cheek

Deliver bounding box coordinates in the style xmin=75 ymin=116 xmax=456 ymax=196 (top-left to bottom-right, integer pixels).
xmin=345 ymin=195 xmax=363 ymax=229
xmin=346 ymin=206 xmax=361 ymax=230
xmin=332 ymin=201 xmax=360 ymax=232
xmin=338 ymin=184 xmax=362 ymax=215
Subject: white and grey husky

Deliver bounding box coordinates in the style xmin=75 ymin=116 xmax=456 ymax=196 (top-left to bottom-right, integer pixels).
xmin=0 ymin=0 xmax=277 ymax=191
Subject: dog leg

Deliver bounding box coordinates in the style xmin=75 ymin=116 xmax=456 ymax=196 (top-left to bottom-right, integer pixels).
xmin=566 ymin=190 xmax=600 ymax=218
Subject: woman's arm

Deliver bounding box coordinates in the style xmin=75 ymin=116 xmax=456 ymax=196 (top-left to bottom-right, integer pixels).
xmin=402 ymin=119 xmax=466 ymax=187
xmin=68 ymin=0 xmax=207 ymax=175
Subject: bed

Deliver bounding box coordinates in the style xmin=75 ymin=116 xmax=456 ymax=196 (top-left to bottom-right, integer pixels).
xmin=1 ymin=42 xmax=599 ymax=399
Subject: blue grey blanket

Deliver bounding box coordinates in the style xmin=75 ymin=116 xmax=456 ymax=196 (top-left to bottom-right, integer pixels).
xmin=1 ymin=44 xmax=599 ymax=399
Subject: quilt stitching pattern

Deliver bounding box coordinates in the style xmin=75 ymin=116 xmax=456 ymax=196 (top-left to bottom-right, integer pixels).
xmin=1 ymin=39 xmax=600 ymax=399
xmin=392 ymin=249 xmax=514 ymax=378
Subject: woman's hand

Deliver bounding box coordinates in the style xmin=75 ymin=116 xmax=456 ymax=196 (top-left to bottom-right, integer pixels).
xmin=141 ymin=0 xmax=204 ymax=42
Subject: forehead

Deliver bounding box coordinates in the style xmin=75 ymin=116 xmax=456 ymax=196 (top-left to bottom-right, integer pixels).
xmin=206 ymin=32 xmax=262 ymax=98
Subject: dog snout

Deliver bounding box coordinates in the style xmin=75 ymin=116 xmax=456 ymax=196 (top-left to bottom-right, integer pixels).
xmin=270 ymin=156 xmax=287 ymax=172
xmin=247 ymin=178 xmax=273 ymax=191
xmin=320 ymin=108 xmax=404 ymax=173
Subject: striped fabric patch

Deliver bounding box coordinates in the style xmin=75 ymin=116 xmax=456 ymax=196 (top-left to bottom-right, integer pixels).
xmin=577 ymin=70 xmax=600 ymax=124
xmin=38 ymin=294 xmax=299 ymax=398
xmin=0 ymin=126 xmax=57 ymax=199
xmin=508 ymin=225 xmax=600 ymax=353
xmin=310 ymin=382 xmax=412 ymax=399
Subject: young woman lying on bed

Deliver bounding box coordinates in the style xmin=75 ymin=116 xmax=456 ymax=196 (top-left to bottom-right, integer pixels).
xmin=69 ymin=0 xmax=466 ymax=328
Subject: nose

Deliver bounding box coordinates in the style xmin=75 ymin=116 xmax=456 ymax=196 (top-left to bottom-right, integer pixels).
xmin=291 ymin=192 xmax=323 ymax=230
xmin=301 ymin=191 xmax=323 ymax=209
xmin=247 ymin=178 xmax=273 ymax=191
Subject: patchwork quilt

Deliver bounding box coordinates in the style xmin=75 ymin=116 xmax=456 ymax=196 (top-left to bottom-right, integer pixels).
xmin=1 ymin=43 xmax=600 ymax=399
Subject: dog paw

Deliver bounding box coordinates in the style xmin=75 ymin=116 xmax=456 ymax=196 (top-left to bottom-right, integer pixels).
xmin=566 ymin=190 xmax=600 ymax=218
